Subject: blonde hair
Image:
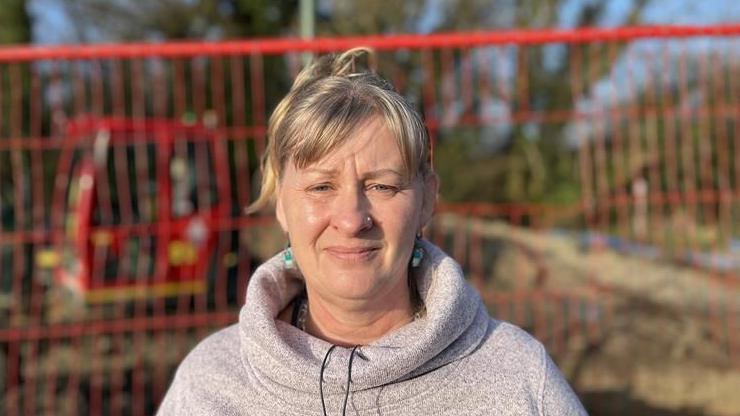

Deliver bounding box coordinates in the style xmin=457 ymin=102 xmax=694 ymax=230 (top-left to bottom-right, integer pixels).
xmin=246 ymin=47 xmax=432 ymax=214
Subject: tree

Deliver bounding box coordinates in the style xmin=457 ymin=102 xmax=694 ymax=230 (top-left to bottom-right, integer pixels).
xmin=0 ymin=0 xmax=31 ymax=44
xmin=60 ymin=0 xmax=298 ymax=41
xmin=0 ymin=0 xmax=32 ymax=232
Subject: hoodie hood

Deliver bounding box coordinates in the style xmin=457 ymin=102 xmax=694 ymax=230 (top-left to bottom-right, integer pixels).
xmin=238 ymin=239 xmax=490 ymax=404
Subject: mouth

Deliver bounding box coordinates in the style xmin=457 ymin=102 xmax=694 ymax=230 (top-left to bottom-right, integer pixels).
xmin=324 ymin=246 xmax=381 ymax=262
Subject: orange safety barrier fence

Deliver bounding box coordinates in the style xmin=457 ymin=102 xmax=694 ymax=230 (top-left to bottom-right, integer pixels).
xmin=0 ymin=25 xmax=738 ymax=415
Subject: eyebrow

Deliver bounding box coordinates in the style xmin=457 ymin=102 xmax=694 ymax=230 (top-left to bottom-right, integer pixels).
xmin=364 ymin=169 xmax=404 ymax=180
xmin=301 ymin=168 xmax=404 ymax=179
xmin=302 ymin=167 xmax=339 ymax=176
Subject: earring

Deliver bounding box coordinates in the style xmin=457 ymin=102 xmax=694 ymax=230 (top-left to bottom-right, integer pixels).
xmin=283 ymin=243 xmax=295 ymax=269
xmin=411 ymin=235 xmax=424 ymax=268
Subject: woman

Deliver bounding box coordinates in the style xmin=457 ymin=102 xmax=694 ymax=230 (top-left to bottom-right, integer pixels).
xmin=158 ymin=48 xmax=587 ymax=415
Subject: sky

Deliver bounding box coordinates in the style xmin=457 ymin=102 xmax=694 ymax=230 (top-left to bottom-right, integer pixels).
xmin=29 ymin=0 xmax=72 ymax=44
xmin=560 ymin=0 xmax=740 ymax=148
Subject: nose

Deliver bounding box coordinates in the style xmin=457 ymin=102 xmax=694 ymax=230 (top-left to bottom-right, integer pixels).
xmin=330 ymin=187 xmax=373 ymax=236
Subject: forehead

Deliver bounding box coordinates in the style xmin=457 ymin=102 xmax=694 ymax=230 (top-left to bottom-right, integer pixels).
xmin=290 ymin=117 xmax=404 ymax=175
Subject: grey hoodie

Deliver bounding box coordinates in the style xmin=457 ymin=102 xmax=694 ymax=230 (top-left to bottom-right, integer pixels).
xmin=158 ymin=240 xmax=588 ymax=415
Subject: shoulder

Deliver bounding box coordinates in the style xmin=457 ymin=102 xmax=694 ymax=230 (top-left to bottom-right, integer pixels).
xmin=480 ymin=319 xmax=548 ymax=370
xmin=179 ymin=324 xmax=242 ymax=370
xmin=461 ymin=319 xmax=548 ymax=392
xmin=157 ymin=325 xmax=249 ymax=415
xmin=455 ymin=319 xmax=587 ymax=415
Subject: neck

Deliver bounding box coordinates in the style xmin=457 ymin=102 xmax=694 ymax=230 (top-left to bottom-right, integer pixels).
xmin=303 ymin=281 xmax=415 ymax=347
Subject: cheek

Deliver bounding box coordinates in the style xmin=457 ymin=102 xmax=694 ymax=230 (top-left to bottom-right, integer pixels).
xmin=402 ymin=191 xmax=425 ymax=227
xmin=285 ymin=199 xmax=328 ymax=241
xmin=381 ymin=197 xmax=423 ymax=243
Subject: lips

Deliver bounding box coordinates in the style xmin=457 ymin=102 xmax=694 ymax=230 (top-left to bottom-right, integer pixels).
xmin=324 ymin=245 xmax=380 ymax=261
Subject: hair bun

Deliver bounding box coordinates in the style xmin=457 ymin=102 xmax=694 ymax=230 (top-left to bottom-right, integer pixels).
xmin=330 ymin=47 xmax=374 ymax=76
xmin=291 ymin=47 xmax=375 ymax=91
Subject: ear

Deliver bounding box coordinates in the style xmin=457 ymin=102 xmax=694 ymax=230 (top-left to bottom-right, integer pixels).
xmin=419 ymin=172 xmax=439 ymax=229
xmin=275 ymin=187 xmax=288 ymax=233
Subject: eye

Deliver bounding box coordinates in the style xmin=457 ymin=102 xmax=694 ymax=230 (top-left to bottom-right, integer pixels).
xmin=306 ymin=183 xmax=334 ymax=193
xmin=368 ymin=183 xmax=399 ymax=194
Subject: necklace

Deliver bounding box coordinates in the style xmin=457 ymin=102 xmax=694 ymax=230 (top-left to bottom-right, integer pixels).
xmin=295 ymin=296 xmax=309 ymax=331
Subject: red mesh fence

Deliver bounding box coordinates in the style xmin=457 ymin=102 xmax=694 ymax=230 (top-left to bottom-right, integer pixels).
xmin=0 ymin=25 xmax=738 ymax=414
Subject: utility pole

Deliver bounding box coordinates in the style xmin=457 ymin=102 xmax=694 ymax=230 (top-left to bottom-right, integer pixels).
xmin=299 ymin=0 xmax=315 ymax=66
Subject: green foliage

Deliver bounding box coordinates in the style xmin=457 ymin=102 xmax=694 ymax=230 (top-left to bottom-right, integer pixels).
xmin=434 ymin=126 xmax=581 ymax=205
xmin=434 ymin=129 xmax=509 ymax=202
xmin=0 ymin=2 xmax=32 ymax=227
xmin=0 ymin=0 xmax=30 ymax=44
xmin=61 ymin=0 xmax=299 ymax=41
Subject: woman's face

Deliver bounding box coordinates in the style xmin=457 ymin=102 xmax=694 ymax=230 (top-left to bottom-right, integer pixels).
xmin=275 ymin=116 xmax=437 ymax=305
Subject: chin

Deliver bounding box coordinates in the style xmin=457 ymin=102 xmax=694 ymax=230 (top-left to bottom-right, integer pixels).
xmin=324 ymin=272 xmax=392 ymax=299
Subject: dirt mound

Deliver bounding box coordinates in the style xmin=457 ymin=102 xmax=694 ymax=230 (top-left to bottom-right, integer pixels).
xmin=432 ymin=214 xmax=740 ymax=416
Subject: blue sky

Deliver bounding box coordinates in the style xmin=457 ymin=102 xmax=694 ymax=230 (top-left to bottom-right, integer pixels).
xmin=29 ymin=0 xmax=72 ymax=44
xmin=560 ymin=0 xmax=740 ymax=148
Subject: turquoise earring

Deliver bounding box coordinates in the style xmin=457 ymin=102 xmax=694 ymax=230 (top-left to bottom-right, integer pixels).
xmin=283 ymin=244 xmax=295 ymax=269
xmin=411 ymin=236 xmax=424 ymax=268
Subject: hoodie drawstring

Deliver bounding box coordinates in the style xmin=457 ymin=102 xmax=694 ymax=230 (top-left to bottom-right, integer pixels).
xmin=320 ymin=345 xmax=337 ymax=416
xmin=342 ymin=346 xmax=359 ymax=415
xmin=319 ymin=345 xmax=360 ymax=416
